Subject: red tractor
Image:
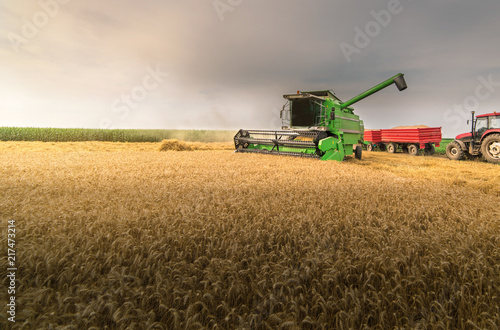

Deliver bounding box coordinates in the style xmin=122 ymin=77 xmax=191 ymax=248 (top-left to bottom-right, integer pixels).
xmin=446 ymin=111 xmax=500 ymax=164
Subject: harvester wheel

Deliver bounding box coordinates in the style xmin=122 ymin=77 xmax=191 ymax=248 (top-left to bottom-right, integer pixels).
xmin=408 ymin=144 xmax=420 ymax=156
xmin=387 ymin=143 xmax=397 ymax=153
xmin=366 ymin=144 xmax=373 ymax=152
xmin=446 ymin=141 xmax=464 ymax=160
xmin=481 ymin=133 xmax=500 ymax=164
xmin=424 ymin=143 xmax=435 ymax=156
xmin=355 ymin=145 xmax=362 ymax=160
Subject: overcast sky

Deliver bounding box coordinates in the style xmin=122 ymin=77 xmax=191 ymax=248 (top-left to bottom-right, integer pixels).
xmin=1 ymin=0 xmax=500 ymax=137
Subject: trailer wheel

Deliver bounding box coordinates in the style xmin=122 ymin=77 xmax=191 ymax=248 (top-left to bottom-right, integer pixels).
xmin=355 ymin=145 xmax=362 ymax=160
xmin=481 ymin=133 xmax=500 ymax=164
xmin=408 ymin=144 xmax=420 ymax=156
xmin=424 ymin=143 xmax=435 ymax=156
xmin=366 ymin=144 xmax=373 ymax=152
xmin=446 ymin=141 xmax=464 ymax=160
xmin=387 ymin=143 xmax=397 ymax=153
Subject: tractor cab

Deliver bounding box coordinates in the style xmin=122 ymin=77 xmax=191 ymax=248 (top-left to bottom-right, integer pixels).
xmin=469 ymin=112 xmax=500 ymax=142
xmin=474 ymin=116 xmax=489 ymax=141
xmin=447 ymin=111 xmax=500 ymax=163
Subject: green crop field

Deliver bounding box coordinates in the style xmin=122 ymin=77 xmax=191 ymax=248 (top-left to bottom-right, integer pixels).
xmin=435 ymin=138 xmax=453 ymax=155
xmin=0 ymin=127 xmax=236 ymax=143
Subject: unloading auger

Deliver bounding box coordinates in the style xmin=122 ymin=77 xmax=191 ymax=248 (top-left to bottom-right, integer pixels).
xmin=234 ymin=73 xmax=407 ymax=161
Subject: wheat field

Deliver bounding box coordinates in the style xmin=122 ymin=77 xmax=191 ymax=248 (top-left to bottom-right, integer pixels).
xmin=1 ymin=141 xmax=499 ymax=329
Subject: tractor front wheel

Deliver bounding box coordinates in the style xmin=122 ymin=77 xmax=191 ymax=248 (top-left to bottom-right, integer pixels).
xmin=408 ymin=144 xmax=420 ymax=156
xmin=366 ymin=144 xmax=373 ymax=152
xmin=355 ymin=145 xmax=362 ymax=160
xmin=446 ymin=141 xmax=464 ymax=160
xmin=481 ymin=134 xmax=500 ymax=164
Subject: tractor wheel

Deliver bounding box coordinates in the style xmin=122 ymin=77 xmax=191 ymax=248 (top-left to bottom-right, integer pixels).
xmin=366 ymin=144 xmax=373 ymax=152
xmin=355 ymin=145 xmax=362 ymax=160
xmin=446 ymin=141 xmax=464 ymax=160
xmin=481 ymin=134 xmax=500 ymax=164
xmin=408 ymin=144 xmax=420 ymax=156
xmin=401 ymin=144 xmax=409 ymax=153
xmin=387 ymin=143 xmax=397 ymax=153
xmin=379 ymin=143 xmax=387 ymax=151
xmin=424 ymin=143 xmax=435 ymax=156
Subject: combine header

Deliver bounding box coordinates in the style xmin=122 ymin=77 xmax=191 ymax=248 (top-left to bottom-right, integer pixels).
xmin=234 ymin=73 xmax=407 ymax=161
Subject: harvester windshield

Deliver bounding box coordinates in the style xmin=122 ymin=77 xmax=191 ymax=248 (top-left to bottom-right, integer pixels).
xmin=281 ymin=91 xmax=338 ymax=129
xmin=289 ymin=98 xmax=317 ymax=127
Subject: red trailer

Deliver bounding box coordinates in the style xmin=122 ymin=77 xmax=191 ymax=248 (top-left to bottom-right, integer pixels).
xmin=364 ymin=126 xmax=442 ymax=155
xmin=364 ymin=130 xmax=381 ymax=144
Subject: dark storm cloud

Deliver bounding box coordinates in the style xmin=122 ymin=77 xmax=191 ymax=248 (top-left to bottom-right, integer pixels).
xmin=1 ymin=0 xmax=500 ymax=135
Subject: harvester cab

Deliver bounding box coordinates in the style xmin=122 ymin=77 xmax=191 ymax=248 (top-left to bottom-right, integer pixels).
xmin=234 ymin=73 xmax=407 ymax=161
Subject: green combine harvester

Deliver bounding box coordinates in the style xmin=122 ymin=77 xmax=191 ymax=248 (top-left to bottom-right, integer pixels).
xmin=234 ymin=73 xmax=407 ymax=161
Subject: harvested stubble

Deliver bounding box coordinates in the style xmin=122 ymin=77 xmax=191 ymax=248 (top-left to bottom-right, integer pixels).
xmin=0 ymin=141 xmax=161 ymax=152
xmin=0 ymin=142 xmax=499 ymax=329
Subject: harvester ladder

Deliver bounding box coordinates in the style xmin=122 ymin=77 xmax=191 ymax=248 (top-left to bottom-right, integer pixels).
xmin=280 ymin=100 xmax=291 ymax=128
xmin=313 ymin=99 xmax=327 ymax=127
